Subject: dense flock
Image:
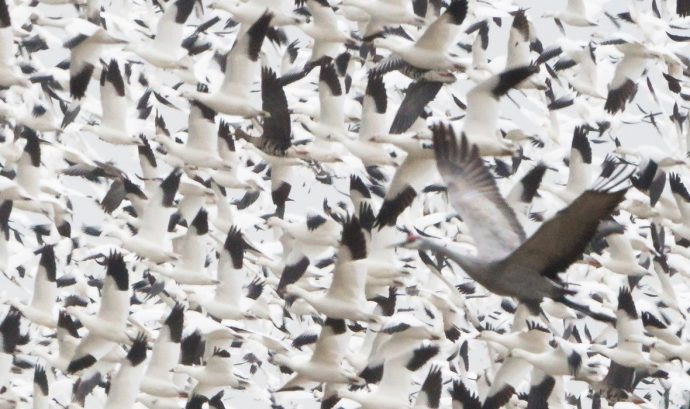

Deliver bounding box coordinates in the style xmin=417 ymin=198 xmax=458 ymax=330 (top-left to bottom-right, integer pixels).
xmin=2 ymin=0 xmax=690 ymax=407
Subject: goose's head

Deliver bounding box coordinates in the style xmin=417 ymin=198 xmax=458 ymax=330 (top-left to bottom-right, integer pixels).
xmin=393 ymin=232 xmax=428 ymax=250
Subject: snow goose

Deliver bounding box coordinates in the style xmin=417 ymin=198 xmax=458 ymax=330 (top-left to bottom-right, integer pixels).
xmin=124 ymin=0 xmax=195 ymax=69
xmin=338 ymin=343 xmax=439 ymax=409
xmin=505 ymin=9 xmax=534 ymax=70
xmin=141 ymin=304 xmax=185 ymax=398
xmin=149 ymin=209 xmax=217 ymax=285
xmin=102 ymin=168 xmax=182 ymax=263
xmin=542 ymin=0 xmax=598 ymax=33
xmin=278 ymin=0 xmax=356 ymax=85
xmin=510 ymin=338 xmax=605 ymax=382
xmin=181 ymin=12 xmax=273 ymax=118
xmin=402 ymin=123 xmax=630 ymax=322
xmin=63 ymin=19 xmax=127 ymax=119
xmin=590 ymin=287 xmax=660 ymax=370
xmin=67 ymin=252 xmax=131 ymax=373
xmin=13 ymin=129 xmax=70 ymax=219
xmin=0 ymin=0 xmax=30 ymax=88
xmin=540 ymin=126 xmax=593 ymax=205
xmin=33 ymin=365 xmax=49 ymax=409
xmin=209 ymin=0 xmax=304 ymax=28
xmin=371 ymin=0 xmax=468 ymax=74
xmin=589 ymin=225 xmax=650 ymax=277
xmin=344 ymin=0 xmax=426 ymax=41
xmin=156 ymin=103 xmax=225 ymax=170
xmin=210 ymin=122 xmax=263 ymax=191
xmin=372 ymin=133 xmax=435 ymax=228
xmin=8 ymin=245 xmax=58 ymax=328
xmin=601 ymin=37 xmax=658 ymax=114
xmin=188 ymin=226 xmax=260 ymax=320
xmin=353 ymin=314 xmax=441 ymax=377
xmin=273 ymin=317 xmax=359 ymax=390
xmin=267 ymin=211 xmax=342 ymax=247
xmin=0 ymin=307 xmax=24 ymax=389
xmin=285 ymin=216 xmax=378 ymax=322
xmin=295 ymin=62 xmax=348 ymax=141
xmin=552 ymin=40 xmax=604 ymax=99
xmin=174 ymin=348 xmax=250 ymax=395
xmin=81 ymin=59 xmax=142 ymax=145
xmin=241 ymin=67 xmax=303 ymax=218
xmin=461 ymin=65 xmax=538 ymax=156
xmin=666 ymin=173 xmax=690 ymax=240
xmin=104 ymin=334 xmax=148 ymax=409
xmin=33 ymin=310 xmax=79 ymax=372
xmin=413 ymin=364 xmax=443 ymax=409
xmin=337 ymin=74 xmax=398 ymax=168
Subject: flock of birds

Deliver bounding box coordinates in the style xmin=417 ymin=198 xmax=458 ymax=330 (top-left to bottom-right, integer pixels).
xmin=3 ymin=0 xmax=690 ymax=407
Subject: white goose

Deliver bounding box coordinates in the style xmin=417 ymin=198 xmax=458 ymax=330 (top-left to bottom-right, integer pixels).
xmin=285 ymin=216 xmax=379 ymax=322
xmin=124 ymin=0 xmax=196 ymax=69
xmin=8 ymin=246 xmax=58 ymax=328
xmin=149 ymin=209 xmax=218 ymax=285
xmin=141 ymin=304 xmax=186 ymax=398
xmin=104 ymin=334 xmax=149 ymax=409
xmin=372 ymin=0 xmax=469 ymax=73
xmin=273 ymin=317 xmax=359 ymax=390
xmin=0 ymin=0 xmax=30 ymax=88
xmin=81 ymin=59 xmax=142 ymax=145
xmin=102 ymin=169 xmax=182 ymax=263
xmin=67 ymin=252 xmax=131 ymax=373
xmin=174 ymin=348 xmax=251 ymax=395
xmin=188 ymin=226 xmax=260 ymax=320
xmin=181 ymin=12 xmax=273 ymax=118
xmin=338 ymin=343 xmax=440 ymax=409
xmin=155 ymin=102 xmax=226 ymax=170
xmin=460 ymin=65 xmax=538 ymax=156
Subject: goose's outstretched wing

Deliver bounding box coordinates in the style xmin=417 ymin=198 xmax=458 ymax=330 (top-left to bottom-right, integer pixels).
xmin=431 ymin=123 xmax=525 ymax=259
xmin=499 ymin=163 xmax=631 ymax=280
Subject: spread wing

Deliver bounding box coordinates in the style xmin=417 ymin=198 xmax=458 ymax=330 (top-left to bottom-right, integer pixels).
xmin=499 ymin=165 xmax=631 ymax=280
xmin=431 ymin=123 xmax=525 ymax=259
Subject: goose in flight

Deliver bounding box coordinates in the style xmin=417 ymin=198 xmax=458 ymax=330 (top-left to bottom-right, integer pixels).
xmin=461 ymin=64 xmax=539 ymax=156
xmin=124 ymin=0 xmax=196 ymax=69
xmin=67 ymin=251 xmax=132 ymax=374
xmin=181 ymin=12 xmax=273 ymax=118
xmin=401 ymin=123 xmax=632 ymax=321
xmin=371 ymin=0 xmax=469 ymax=75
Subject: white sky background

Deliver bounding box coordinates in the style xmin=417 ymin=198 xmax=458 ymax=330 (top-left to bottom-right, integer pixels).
xmin=4 ymin=0 xmax=690 ymax=407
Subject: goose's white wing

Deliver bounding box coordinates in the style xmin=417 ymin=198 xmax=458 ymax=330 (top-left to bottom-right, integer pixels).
xmin=30 ymin=249 xmax=57 ymax=314
xmin=219 ymin=13 xmax=272 ymax=97
xmin=566 ymin=0 xmax=586 ymax=15
xmin=415 ymin=2 xmax=465 ymax=51
xmin=152 ymin=0 xmax=193 ymax=56
xmin=310 ymin=319 xmax=348 ymax=366
xmin=100 ymin=60 xmax=128 ymax=131
xmin=98 ymin=275 xmax=129 ymax=325
xmin=0 ymin=25 xmax=14 ymax=67
xmin=186 ymin=104 xmax=218 ymax=152
xmin=318 ymin=62 xmax=345 ymax=130
xmin=606 ymin=233 xmax=636 ymax=262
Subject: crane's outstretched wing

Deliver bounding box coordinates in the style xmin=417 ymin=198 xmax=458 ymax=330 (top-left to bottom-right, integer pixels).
xmin=431 ymin=123 xmax=525 ymax=259
xmin=499 ymin=163 xmax=631 ymax=280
